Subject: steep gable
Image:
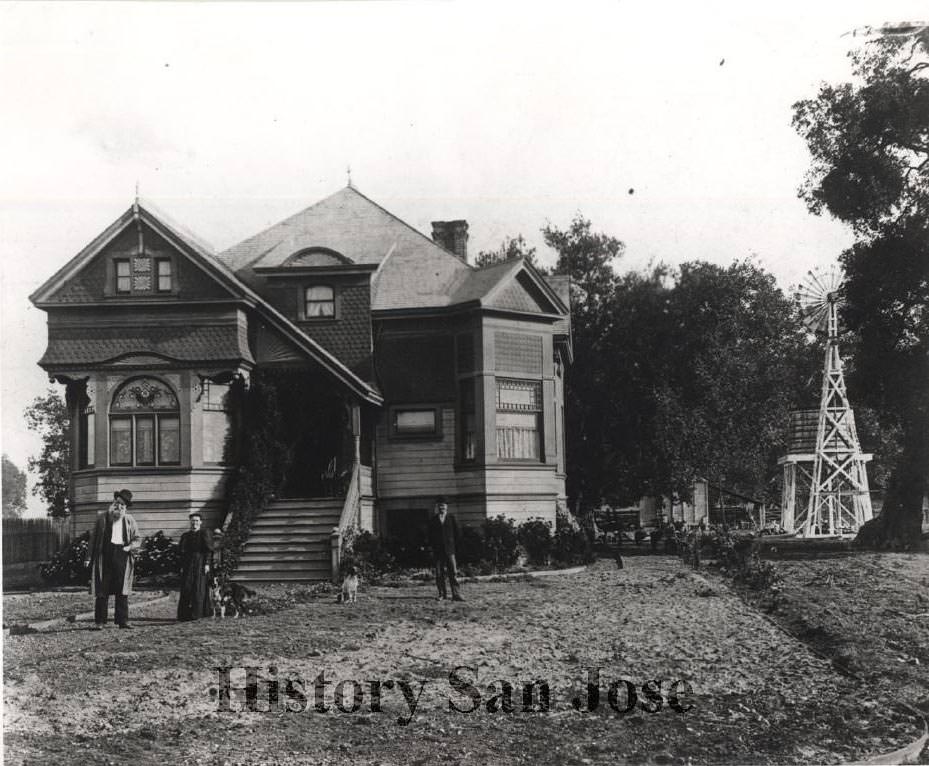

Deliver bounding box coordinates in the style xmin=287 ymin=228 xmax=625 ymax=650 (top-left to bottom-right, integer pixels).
xmin=31 ymin=204 xmax=241 ymax=306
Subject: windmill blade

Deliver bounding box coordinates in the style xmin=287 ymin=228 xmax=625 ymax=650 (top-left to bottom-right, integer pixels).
xmin=802 ymin=304 xmax=830 ymax=332
xmin=806 ymin=269 xmax=826 ymax=292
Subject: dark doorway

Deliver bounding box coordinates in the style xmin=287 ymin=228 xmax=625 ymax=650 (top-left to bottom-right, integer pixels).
xmin=271 ymin=370 xmax=352 ymax=498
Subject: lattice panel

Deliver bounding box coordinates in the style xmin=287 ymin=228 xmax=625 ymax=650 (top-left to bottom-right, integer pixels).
xmin=494 ymin=331 xmax=542 ymax=375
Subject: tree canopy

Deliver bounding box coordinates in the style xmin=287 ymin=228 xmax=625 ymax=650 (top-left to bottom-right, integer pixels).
xmin=2 ymin=455 xmax=28 ymax=518
xmin=793 ymin=27 xmax=929 ymax=547
xmin=474 ymin=234 xmax=542 ymax=270
xmin=540 ymin=214 xmax=813 ymax=512
xmin=24 ymin=390 xmax=71 ymax=518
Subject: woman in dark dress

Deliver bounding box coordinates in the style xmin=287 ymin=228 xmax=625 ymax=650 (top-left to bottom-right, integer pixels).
xmin=177 ymin=513 xmax=215 ymax=621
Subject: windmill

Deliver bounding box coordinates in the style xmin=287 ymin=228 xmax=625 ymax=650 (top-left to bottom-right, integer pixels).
xmin=793 ymin=266 xmax=873 ymax=537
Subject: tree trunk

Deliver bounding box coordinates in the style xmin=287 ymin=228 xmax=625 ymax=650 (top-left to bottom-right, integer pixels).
xmin=856 ymin=421 xmax=928 ymax=549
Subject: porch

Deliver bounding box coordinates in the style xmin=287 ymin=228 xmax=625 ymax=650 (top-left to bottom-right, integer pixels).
xmin=232 ymin=465 xmax=373 ymax=584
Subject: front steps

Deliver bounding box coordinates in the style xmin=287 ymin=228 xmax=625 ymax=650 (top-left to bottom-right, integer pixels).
xmin=232 ymin=498 xmax=341 ymax=584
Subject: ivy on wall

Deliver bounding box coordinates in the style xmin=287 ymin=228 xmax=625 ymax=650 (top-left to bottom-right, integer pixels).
xmin=216 ymin=369 xmax=350 ymax=578
xmin=216 ymin=372 xmax=287 ymax=578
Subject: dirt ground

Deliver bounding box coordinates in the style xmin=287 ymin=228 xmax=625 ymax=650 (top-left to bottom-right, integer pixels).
xmin=3 ymin=554 xmax=927 ymax=765
xmin=3 ymin=588 xmax=168 ymax=626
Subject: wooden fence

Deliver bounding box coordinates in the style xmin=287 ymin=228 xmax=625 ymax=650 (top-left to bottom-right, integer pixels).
xmin=2 ymin=517 xmax=69 ymax=565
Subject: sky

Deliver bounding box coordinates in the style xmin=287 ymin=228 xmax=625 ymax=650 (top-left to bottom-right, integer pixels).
xmin=1 ymin=1 xmax=924 ymax=516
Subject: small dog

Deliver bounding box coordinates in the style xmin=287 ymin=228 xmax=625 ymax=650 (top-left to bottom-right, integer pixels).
xmin=210 ymin=576 xmax=254 ymax=618
xmin=338 ymin=565 xmax=359 ymax=604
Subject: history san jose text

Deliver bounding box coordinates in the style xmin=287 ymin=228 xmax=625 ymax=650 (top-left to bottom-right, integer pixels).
xmin=212 ymin=665 xmax=694 ymax=726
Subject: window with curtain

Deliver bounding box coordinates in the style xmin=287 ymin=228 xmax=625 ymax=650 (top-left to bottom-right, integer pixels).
xmin=304 ymin=285 xmax=335 ymax=318
xmin=109 ymin=377 xmax=180 ymax=467
xmin=495 ymin=378 xmax=542 ymax=461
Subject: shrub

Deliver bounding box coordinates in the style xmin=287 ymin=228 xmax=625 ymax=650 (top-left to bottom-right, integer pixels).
xmin=346 ymin=530 xmax=398 ymax=581
xmin=518 ymin=518 xmax=553 ymax=566
xmin=134 ymin=531 xmax=181 ymax=577
xmin=457 ymin=526 xmax=485 ymax=565
xmin=482 ymin=515 xmax=520 ymax=572
xmin=39 ymin=532 xmax=91 ymax=585
xmin=383 ymin=528 xmax=432 ymax=569
xmin=552 ymin=511 xmax=595 ymax=566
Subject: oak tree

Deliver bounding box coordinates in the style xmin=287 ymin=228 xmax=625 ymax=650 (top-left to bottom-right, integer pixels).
xmin=793 ymin=26 xmax=929 ymax=546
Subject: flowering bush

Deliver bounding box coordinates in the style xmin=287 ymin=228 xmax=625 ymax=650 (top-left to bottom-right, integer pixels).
xmin=39 ymin=532 xmax=91 ymax=585
xmin=134 ymin=531 xmax=181 ymax=577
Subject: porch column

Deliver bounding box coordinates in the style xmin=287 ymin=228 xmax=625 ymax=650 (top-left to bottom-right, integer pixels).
xmin=351 ymin=402 xmax=361 ymax=466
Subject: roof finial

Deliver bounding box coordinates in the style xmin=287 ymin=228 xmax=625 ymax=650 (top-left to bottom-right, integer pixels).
xmin=134 ymin=180 xmax=140 ymax=205
xmin=346 ymin=164 xmax=353 ymax=188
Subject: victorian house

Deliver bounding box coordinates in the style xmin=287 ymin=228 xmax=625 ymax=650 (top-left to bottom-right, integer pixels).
xmin=31 ymin=185 xmax=571 ymax=581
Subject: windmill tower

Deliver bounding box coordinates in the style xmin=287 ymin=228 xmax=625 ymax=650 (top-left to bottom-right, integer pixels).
xmin=792 ymin=267 xmax=873 ymax=537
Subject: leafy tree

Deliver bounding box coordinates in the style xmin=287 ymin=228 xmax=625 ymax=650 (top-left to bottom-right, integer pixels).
xmin=474 ymin=234 xmax=542 ymax=270
xmin=24 ymin=390 xmax=71 ymax=518
xmin=543 ymin=215 xmax=624 ymax=509
xmin=793 ymin=27 xmax=929 ymax=547
xmin=652 ymin=261 xmax=817 ymax=505
xmin=2 ymin=454 xmax=28 ymax=518
xmin=587 ymin=264 xmax=673 ymax=504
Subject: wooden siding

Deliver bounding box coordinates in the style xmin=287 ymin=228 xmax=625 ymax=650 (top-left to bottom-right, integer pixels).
xmin=72 ymin=502 xmax=226 ymax=540
xmin=376 ymin=409 xmax=459 ymax=496
xmin=71 ymin=468 xmax=230 ymax=538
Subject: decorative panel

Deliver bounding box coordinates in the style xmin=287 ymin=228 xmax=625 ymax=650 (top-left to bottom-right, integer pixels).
xmin=494 ymin=332 xmax=542 ymax=375
xmin=112 ymin=378 xmax=179 ymax=411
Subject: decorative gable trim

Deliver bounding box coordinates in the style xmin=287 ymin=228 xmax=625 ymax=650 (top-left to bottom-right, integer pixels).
xmin=29 ymin=203 xmax=242 ymax=306
xmin=31 ymin=201 xmax=384 ymax=407
xmin=481 ymin=260 xmax=566 ymax=316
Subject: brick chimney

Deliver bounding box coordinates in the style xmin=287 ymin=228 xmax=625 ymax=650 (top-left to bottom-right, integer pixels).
xmin=431 ymin=220 xmax=469 ymax=262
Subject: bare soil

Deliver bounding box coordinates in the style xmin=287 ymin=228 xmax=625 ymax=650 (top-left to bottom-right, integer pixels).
xmin=3 ymin=588 xmax=168 ymax=627
xmin=4 ymin=555 xmax=927 ymax=765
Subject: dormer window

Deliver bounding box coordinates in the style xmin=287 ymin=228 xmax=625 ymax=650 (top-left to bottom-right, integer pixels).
xmin=304 ymin=285 xmax=335 ymax=318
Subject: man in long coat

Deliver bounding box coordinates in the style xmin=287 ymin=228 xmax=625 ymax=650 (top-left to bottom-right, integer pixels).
xmin=88 ymin=489 xmax=141 ymax=629
xmin=177 ymin=512 xmax=215 ymax=621
xmin=427 ymin=496 xmax=464 ymax=601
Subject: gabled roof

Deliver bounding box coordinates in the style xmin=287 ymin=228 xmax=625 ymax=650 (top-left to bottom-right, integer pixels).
xmin=30 ymin=201 xmax=383 ymax=405
xmin=218 ymin=185 xmax=572 ymax=320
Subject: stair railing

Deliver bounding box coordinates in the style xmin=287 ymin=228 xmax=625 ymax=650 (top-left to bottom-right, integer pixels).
xmin=330 ymin=462 xmax=361 ymax=583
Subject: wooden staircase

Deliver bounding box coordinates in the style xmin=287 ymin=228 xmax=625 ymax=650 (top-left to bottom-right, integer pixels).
xmin=233 ymin=498 xmax=341 ymax=584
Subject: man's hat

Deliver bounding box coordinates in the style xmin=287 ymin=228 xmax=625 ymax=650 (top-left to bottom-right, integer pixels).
xmin=435 ymin=495 xmax=447 ymax=506
xmin=113 ymin=489 xmax=133 ymax=507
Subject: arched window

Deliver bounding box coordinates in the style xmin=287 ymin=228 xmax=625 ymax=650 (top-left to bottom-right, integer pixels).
xmin=109 ymin=377 xmax=180 ymax=467
xmin=304 ymin=285 xmax=335 ymax=318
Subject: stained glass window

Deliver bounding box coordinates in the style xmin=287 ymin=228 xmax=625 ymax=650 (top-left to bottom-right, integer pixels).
xmin=110 ymin=417 xmax=132 ymax=466
xmin=110 ymin=378 xmax=180 ymax=466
